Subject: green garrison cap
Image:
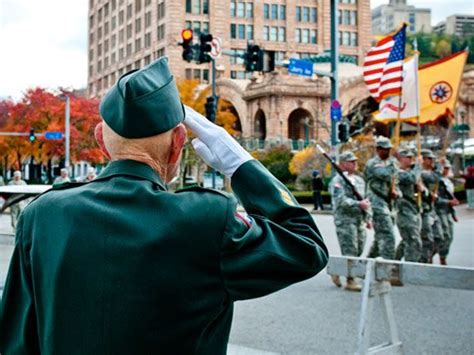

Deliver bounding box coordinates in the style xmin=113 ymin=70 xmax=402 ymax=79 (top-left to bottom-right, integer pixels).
xmin=398 ymin=148 xmax=415 ymax=157
xmin=340 ymin=151 xmax=358 ymax=162
xmin=376 ymin=136 xmax=393 ymax=149
xmin=99 ymin=57 xmax=185 ymax=138
xmin=421 ymin=149 xmax=436 ymax=159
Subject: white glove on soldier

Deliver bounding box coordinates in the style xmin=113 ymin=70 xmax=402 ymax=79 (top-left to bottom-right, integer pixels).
xmin=184 ymin=105 xmax=253 ymax=177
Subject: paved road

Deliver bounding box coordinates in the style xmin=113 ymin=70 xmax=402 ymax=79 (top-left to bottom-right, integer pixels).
xmin=0 ymin=206 xmax=473 ymax=354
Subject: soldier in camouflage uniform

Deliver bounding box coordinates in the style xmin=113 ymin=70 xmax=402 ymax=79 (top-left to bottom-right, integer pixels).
xmin=419 ymin=149 xmax=444 ymax=263
xmin=435 ymin=161 xmax=459 ymax=265
xmin=330 ymin=151 xmax=372 ymax=291
xmin=394 ymin=148 xmax=422 ymax=262
xmin=365 ymin=137 xmax=399 ymax=260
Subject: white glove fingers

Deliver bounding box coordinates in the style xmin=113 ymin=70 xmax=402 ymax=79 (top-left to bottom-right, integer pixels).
xmin=191 ymin=138 xmax=217 ymax=166
xmin=183 ymin=106 xmax=215 ymax=139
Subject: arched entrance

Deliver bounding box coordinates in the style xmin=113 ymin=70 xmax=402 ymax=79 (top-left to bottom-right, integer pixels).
xmin=218 ymin=99 xmax=242 ymax=137
xmin=288 ymin=108 xmax=314 ymax=141
xmin=253 ymin=109 xmax=266 ymax=140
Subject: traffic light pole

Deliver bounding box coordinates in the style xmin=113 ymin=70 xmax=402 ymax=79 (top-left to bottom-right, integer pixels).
xmin=211 ymin=59 xmax=217 ymax=189
xmin=330 ymin=0 xmax=339 ymax=151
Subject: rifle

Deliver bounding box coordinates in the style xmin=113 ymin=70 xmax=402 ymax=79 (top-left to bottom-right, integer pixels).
xmin=316 ymin=145 xmax=364 ymax=202
xmin=438 ymin=178 xmax=458 ymax=222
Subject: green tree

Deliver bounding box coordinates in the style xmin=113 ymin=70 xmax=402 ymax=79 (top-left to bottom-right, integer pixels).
xmin=435 ymin=39 xmax=452 ymax=58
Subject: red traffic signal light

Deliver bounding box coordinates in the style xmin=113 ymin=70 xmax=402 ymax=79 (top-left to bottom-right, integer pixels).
xmin=181 ymin=29 xmax=193 ymax=42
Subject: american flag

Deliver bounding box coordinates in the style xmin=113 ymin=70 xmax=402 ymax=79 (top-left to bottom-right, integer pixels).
xmin=364 ymin=25 xmax=406 ymax=102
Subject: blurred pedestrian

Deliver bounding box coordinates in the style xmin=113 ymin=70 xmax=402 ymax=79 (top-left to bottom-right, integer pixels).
xmin=8 ymin=170 xmax=27 ymax=232
xmin=54 ymin=168 xmax=71 ymax=185
xmin=85 ymin=167 xmax=97 ymax=182
xmin=312 ymin=170 xmax=324 ymax=211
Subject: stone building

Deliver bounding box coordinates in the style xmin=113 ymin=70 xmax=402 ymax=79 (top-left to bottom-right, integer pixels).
xmin=87 ymin=0 xmax=372 ymax=98
xmin=372 ymin=0 xmax=431 ymax=35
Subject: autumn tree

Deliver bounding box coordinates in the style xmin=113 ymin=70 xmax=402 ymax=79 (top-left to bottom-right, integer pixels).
xmin=289 ymin=146 xmax=330 ymax=190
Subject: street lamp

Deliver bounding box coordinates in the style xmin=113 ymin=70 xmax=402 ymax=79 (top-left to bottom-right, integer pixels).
xmin=59 ymin=95 xmax=70 ymax=169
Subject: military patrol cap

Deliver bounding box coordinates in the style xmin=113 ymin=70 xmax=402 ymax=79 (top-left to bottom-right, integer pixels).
xmin=398 ymin=148 xmax=415 ymax=157
xmin=375 ymin=136 xmax=393 ymax=149
xmin=421 ymin=149 xmax=436 ymax=159
xmin=339 ymin=151 xmax=358 ymax=162
xmin=99 ymin=57 xmax=185 ymax=138
xmin=13 ymin=171 xmax=21 ymax=177
xmin=443 ymin=160 xmax=452 ymax=168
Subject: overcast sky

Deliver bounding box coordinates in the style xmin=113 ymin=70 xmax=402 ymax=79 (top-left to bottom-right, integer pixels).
xmin=0 ymin=0 xmax=473 ymax=100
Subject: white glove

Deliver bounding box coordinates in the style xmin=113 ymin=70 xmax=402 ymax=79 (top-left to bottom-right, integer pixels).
xmin=183 ymin=105 xmax=253 ymax=177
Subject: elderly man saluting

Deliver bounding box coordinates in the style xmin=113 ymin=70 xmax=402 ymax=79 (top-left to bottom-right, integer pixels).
xmin=0 ymin=58 xmax=328 ymax=354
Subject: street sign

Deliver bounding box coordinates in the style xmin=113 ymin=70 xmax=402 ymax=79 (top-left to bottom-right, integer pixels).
xmin=288 ymin=59 xmax=313 ymax=77
xmin=44 ymin=131 xmax=64 ymax=140
xmin=209 ymin=37 xmax=222 ymax=59
xmin=330 ymin=100 xmax=342 ymax=122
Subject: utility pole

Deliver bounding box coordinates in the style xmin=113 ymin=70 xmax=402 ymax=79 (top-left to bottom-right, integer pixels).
xmin=330 ymin=0 xmax=339 ymax=150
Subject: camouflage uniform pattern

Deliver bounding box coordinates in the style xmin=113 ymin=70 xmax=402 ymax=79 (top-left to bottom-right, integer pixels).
xmin=395 ymin=167 xmax=422 ymax=262
xmin=435 ymin=176 xmax=455 ymax=258
xmin=364 ymin=156 xmax=399 ymax=259
xmin=330 ymin=172 xmax=371 ymax=257
xmin=420 ymin=169 xmax=443 ymax=263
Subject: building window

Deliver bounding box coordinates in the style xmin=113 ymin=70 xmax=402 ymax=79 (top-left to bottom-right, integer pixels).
xmin=98 ymin=60 xmax=102 ymax=72
xmin=111 ymin=52 xmax=116 ymax=64
xmin=246 ymin=3 xmax=253 ymax=18
xmin=127 ymin=24 xmax=132 ymax=39
xmin=119 ymin=10 xmax=124 ymax=25
xmin=311 ymin=29 xmax=317 ymax=44
xmin=89 ymin=15 xmax=94 ymax=28
xmin=295 ymin=28 xmax=301 ymax=43
xmin=126 ymin=43 xmax=132 ymax=56
xmin=145 ymin=0 xmax=151 ymax=6
xmin=157 ymin=24 xmax=165 ymax=40
xmin=135 ymin=18 xmax=141 ymax=33
xmin=97 ymin=43 xmax=102 ymax=56
xmin=202 ymin=22 xmax=209 ymax=34
xmin=145 ymin=32 xmax=151 ymax=47
xmin=230 ymin=1 xmax=236 ymax=17
xmin=135 ymin=38 xmax=141 ymax=52
xmin=303 ymin=7 xmax=310 ymax=22
xmin=238 ymin=24 xmax=245 ymax=39
xmin=302 ymin=29 xmax=309 ymax=43
xmin=279 ymin=27 xmax=286 ymax=42
xmin=247 ymin=25 xmax=254 ymax=40
xmin=203 ymin=69 xmax=209 ymax=82
xmin=135 ymin=0 xmax=142 ymax=13
xmin=155 ymin=47 xmax=165 ymax=58
xmin=119 ymin=48 xmax=124 ymax=59
xmin=127 ymin=4 xmax=132 ymax=19
xmin=89 ymin=49 xmax=94 ymax=60
xmin=144 ymin=55 xmax=151 ymax=65
xmin=203 ymin=0 xmax=209 ymax=14
xmin=104 ymin=39 xmax=109 ymax=52
xmin=263 ymin=26 xmax=269 ymax=41
xmin=264 ymin=4 xmax=269 ymax=19
xmin=193 ymin=21 xmax=201 ymax=33
xmin=104 ymin=22 xmax=109 ymax=36
xmin=296 ymin=7 xmax=302 ymax=22
xmin=193 ymin=69 xmax=201 ymax=80
xmin=350 ymin=32 xmax=358 ymax=46
xmin=98 ymin=26 xmax=102 ymax=39
xmin=350 ymin=11 xmax=357 ymax=26
xmin=119 ymin=29 xmax=124 ymax=43
xmin=145 ymin=11 xmax=151 ymax=27
xmin=237 ymin=2 xmax=245 ymax=17
xmin=311 ymin=8 xmax=317 ymax=23
xmin=271 ymin=4 xmax=278 ymax=20
xmin=231 ymin=24 xmax=236 ymax=39
xmin=157 ymin=2 xmax=165 ymax=18
xmin=185 ymin=68 xmax=192 ymax=79
xmin=343 ymin=31 xmax=350 ymax=46
xmin=104 ymin=3 xmax=109 ymax=16
xmin=343 ymin=10 xmax=350 ymax=25
xmin=186 ymin=0 xmax=206 ymax=14
xmin=409 ymin=13 xmax=415 ymax=32
xmin=111 ymin=16 xmax=117 ymax=30
xmin=270 ymin=26 xmax=277 ymax=42
xmin=338 ymin=10 xmax=342 ymax=25
xmin=280 ymin=5 xmax=286 ymax=20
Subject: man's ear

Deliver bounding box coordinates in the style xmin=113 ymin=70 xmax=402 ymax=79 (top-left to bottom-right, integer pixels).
xmin=168 ymin=124 xmax=187 ymax=164
xmin=94 ymin=122 xmax=111 ymax=160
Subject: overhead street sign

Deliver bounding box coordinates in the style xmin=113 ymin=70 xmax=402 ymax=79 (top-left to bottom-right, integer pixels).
xmin=330 ymin=100 xmax=342 ymax=122
xmin=44 ymin=131 xmax=64 ymax=140
xmin=288 ymin=59 xmax=313 ymax=77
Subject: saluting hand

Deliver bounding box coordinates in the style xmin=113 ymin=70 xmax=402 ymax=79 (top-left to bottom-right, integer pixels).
xmin=183 ymin=105 xmax=253 ymax=177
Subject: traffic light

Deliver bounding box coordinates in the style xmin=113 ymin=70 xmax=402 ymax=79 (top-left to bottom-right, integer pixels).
xmin=29 ymin=128 xmax=36 ymax=143
xmin=205 ymin=96 xmax=219 ymax=122
xmin=337 ymin=122 xmax=349 ymax=143
xmin=245 ymin=44 xmax=263 ymax=72
xmin=180 ymin=29 xmax=194 ymax=62
xmin=199 ymin=33 xmax=213 ymax=63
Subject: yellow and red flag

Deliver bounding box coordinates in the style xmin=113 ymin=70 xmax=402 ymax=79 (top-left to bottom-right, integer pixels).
xmin=374 ymin=49 xmax=468 ymax=125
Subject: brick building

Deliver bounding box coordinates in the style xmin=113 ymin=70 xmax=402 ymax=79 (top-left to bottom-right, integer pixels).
xmin=87 ymin=0 xmax=373 ymax=144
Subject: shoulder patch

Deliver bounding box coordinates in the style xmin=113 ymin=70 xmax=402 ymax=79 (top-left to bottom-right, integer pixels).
xmin=279 ymin=188 xmax=296 ymax=206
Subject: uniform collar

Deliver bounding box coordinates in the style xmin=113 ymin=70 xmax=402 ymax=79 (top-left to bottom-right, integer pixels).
xmin=96 ymin=159 xmax=167 ymax=191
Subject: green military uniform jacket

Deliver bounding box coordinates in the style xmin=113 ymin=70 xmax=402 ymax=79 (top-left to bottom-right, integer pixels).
xmin=0 ymin=159 xmax=328 ymax=354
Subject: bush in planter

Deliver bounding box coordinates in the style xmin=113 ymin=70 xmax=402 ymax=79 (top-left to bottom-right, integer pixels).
xmin=252 ymin=145 xmax=295 ymax=184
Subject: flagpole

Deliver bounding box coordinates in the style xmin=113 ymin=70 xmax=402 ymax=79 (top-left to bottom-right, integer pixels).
xmin=414 ymin=40 xmax=421 ymax=158
xmin=392 ymin=24 xmax=407 ymax=150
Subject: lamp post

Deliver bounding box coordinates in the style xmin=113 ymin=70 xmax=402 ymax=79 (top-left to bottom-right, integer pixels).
xmin=59 ymin=95 xmax=70 ymax=169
